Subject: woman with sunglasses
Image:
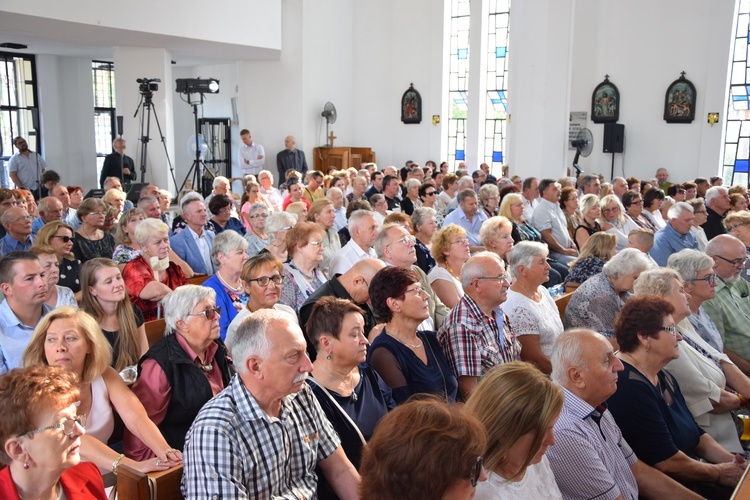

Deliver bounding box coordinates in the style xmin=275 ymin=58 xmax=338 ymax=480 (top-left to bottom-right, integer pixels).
xmin=202 ymin=231 xmax=249 ymax=341
xmin=244 ymin=203 xmax=271 ymax=256
xmin=73 ymin=198 xmax=116 ymax=265
xmin=598 ymin=194 xmax=638 ymax=251
xmin=359 ymin=397 xmax=486 ymax=499
xmin=368 ymin=266 xmax=458 ymax=404
xmin=622 ymin=190 xmax=657 ymax=232
xmin=0 ymin=366 xmax=106 ymax=499
xmin=608 ymin=296 xmax=745 ymax=496
xmin=418 ymin=183 xmax=444 ymax=228
xmin=465 ymin=362 xmax=564 ymax=499
xmin=124 ymin=285 xmax=233 ymax=461
xmin=23 ymin=307 xmax=181 ymax=477
xmin=279 ymin=222 xmax=328 ymax=313
xmin=225 ymin=253 xmax=298 ymax=346
xmin=37 ymin=220 xmax=83 ymax=295
xmin=429 ymin=224 xmax=469 ymax=309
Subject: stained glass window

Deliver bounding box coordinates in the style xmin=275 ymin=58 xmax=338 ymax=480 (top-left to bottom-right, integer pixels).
xmin=447 ymin=0 xmax=470 ymax=169
xmin=484 ymin=0 xmax=510 ymax=176
xmin=92 ymin=61 xmax=116 ymax=177
xmin=724 ymin=0 xmax=750 ymax=186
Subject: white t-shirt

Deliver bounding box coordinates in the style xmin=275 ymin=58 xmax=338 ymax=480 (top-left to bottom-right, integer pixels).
xmin=475 ymin=455 xmax=563 ymax=500
xmin=503 ymin=287 xmax=563 ymax=356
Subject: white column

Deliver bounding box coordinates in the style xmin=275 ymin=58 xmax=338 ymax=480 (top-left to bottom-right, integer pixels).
xmin=507 ymin=0 xmax=575 ymax=179
xmin=113 ymin=47 xmax=176 ymax=193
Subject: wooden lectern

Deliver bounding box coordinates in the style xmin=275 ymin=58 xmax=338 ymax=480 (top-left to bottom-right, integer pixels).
xmin=313 ymin=147 xmax=376 ymax=174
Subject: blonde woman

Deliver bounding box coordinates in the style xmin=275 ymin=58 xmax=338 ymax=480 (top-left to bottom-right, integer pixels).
xmin=428 ymin=224 xmax=469 ymax=309
xmin=564 ymin=232 xmax=617 ymax=287
xmin=574 ymin=194 xmax=601 ymax=250
xmin=307 ymin=198 xmax=341 ymax=272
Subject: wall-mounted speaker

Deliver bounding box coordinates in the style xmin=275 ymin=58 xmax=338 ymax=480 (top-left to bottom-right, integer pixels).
xmin=603 ymin=123 xmax=624 ymax=153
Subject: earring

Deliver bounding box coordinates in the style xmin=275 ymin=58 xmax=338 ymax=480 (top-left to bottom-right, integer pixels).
xmin=23 ymin=460 xmax=29 ymax=470
xmin=326 ymin=353 xmax=331 ymax=360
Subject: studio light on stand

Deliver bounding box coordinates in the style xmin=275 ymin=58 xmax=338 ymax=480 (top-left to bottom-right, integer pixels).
xmin=175 ymin=78 xmax=220 ymax=197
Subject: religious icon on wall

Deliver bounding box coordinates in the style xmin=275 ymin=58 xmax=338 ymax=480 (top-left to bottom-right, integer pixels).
xmin=591 ymin=76 xmax=620 ymax=123
xmin=664 ymin=72 xmax=696 ymax=123
xmin=401 ymin=83 xmax=422 ymax=124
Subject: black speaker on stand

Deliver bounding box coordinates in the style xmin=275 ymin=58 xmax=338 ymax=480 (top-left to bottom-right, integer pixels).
xmin=603 ymin=123 xmax=624 ymax=179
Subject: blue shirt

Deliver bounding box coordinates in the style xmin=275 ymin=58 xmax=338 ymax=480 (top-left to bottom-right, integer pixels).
xmin=0 ymin=233 xmax=35 ymax=256
xmin=31 ymin=216 xmax=45 ymax=235
xmin=442 ymin=206 xmax=488 ymax=246
xmin=0 ymin=300 xmax=52 ymax=374
xmin=649 ymin=222 xmax=697 ymax=266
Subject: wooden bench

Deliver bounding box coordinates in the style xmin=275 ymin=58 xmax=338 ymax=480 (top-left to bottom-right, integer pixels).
xmin=554 ymin=292 xmax=574 ymax=322
xmin=188 ymin=275 xmax=210 ymax=286
xmin=144 ymin=318 xmax=167 ymax=348
xmin=117 ymin=464 xmax=183 ymax=500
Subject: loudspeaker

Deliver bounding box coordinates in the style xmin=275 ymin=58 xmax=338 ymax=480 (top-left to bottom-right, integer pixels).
xmin=116 ymin=115 xmax=124 ymax=136
xmin=127 ymin=183 xmax=145 ymax=203
xmin=603 ymin=123 xmax=624 ymax=153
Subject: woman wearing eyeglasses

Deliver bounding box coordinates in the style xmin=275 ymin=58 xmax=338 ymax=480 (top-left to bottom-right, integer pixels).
xmin=243 ymin=203 xmax=271 ymax=256
xmin=368 ymin=266 xmax=458 ymax=404
xmin=207 ymin=194 xmax=246 ymax=236
xmin=261 ymin=211 xmax=296 ymax=263
xmin=240 ymin=181 xmax=271 ymax=232
xmin=23 ymin=307 xmax=182 ymax=477
xmin=202 ymin=231 xmax=249 ymax=341
xmin=598 ymin=194 xmax=639 ymax=251
xmin=37 ymin=220 xmax=82 ymax=295
xmin=279 ymin=222 xmax=328 ymax=313
xmin=0 ymin=366 xmax=106 ymax=499
xmin=359 ymin=397 xmax=486 ymax=499
xmin=308 ymin=199 xmax=342 ymax=273
xmin=465 ymin=362 xmax=564 ymax=499
xmin=608 ymin=296 xmax=746 ymax=496
xmin=429 ymin=224 xmax=469 ymax=309
xmin=73 ymin=198 xmax=116 ymax=265
xmin=622 ymin=190 xmax=657 ymax=232
xmin=225 ymin=253 xmax=298 ymax=346
xmin=124 ymin=285 xmax=233 ymax=462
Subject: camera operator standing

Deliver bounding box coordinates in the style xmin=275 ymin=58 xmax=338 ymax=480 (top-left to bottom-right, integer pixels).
xmin=100 ymin=137 xmax=136 ymax=190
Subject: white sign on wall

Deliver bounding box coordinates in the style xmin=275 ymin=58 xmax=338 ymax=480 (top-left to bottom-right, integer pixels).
xmin=568 ymin=112 xmax=587 ymax=150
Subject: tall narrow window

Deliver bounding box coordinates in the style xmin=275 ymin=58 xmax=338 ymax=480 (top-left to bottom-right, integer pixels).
xmin=484 ymin=0 xmax=510 ymax=174
xmin=447 ymin=0 xmax=471 ymax=169
xmin=92 ymin=60 xmax=116 ymax=180
xmin=724 ymin=2 xmax=750 ymax=186
xmin=0 ymin=53 xmax=39 ymax=188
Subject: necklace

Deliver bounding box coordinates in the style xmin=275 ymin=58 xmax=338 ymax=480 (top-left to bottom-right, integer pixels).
xmin=195 ymin=358 xmax=214 ymax=373
xmin=389 ymin=330 xmax=423 ymax=349
xmin=217 ymin=270 xmax=243 ymax=293
xmin=19 ymin=484 xmax=62 ymax=500
xmin=81 ymin=225 xmax=101 ymax=241
xmin=321 ymin=365 xmax=359 ymax=402
xmin=515 ymin=280 xmax=539 ymax=300
xmin=445 ymin=263 xmax=460 ymax=280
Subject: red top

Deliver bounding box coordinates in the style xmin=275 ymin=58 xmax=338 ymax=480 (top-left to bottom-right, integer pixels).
xmin=0 ymin=462 xmax=106 ymax=500
xmin=123 ymin=255 xmax=188 ymax=321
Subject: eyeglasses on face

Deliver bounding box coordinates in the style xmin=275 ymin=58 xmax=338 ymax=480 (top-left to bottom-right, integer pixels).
xmin=726 ymin=223 xmax=747 ymax=232
xmin=451 ymin=237 xmax=470 ymax=245
xmin=690 ymin=273 xmax=717 ymax=286
xmin=308 ymin=240 xmax=324 ymax=247
xmin=661 ymin=326 xmax=678 ymax=337
xmin=469 ymin=456 xmax=484 ymax=487
xmin=714 ymin=254 xmax=747 ymax=267
xmin=19 ymin=414 xmax=87 ymax=438
xmin=475 ymin=274 xmax=510 ymax=284
xmin=247 ymin=275 xmax=284 ymax=287
xmin=603 ymin=206 xmax=620 ymax=213
xmin=388 ymin=235 xmax=416 ymax=247
xmin=187 ymin=306 xmax=222 ymax=321
xmin=52 ymin=235 xmax=75 ymax=243
xmin=404 ymin=285 xmax=427 ymax=297
xmin=249 ymin=213 xmax=268 ymax=219
xmin=11 ymin=215 xmax=34 ymax=223
xmin=87 ymin=211 xmax=107 ymax=217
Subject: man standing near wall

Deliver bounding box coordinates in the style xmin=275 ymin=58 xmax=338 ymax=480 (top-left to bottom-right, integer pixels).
xmin=8 ymin=137 xmax=47 ymax=195
xmin=99 ymin=138 xmax=136 ymax=190
xmin=238 ymin=129 xmax=265 ymax=177
xmin=276 ymin=135 xmax=307 ymax=186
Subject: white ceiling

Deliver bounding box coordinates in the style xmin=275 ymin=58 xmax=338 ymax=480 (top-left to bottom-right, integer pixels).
xmin=0 ymin=12 xmax=280 ymax=66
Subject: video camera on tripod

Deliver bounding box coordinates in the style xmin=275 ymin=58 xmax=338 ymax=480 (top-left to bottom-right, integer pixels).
xmin=137 ymin=78 xmax=160 ymax=97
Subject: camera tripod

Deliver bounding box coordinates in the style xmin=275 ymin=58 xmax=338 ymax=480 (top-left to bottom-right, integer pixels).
xmin=178 ymin=93 xmax=214 ymax=197
xmin=133 ymin=85 xmax=178 ymax=193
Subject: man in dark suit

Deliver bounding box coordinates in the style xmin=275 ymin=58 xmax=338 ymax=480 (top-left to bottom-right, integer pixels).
xmin=276 ymin=135 xmax=307 ymax=187
xmin=99 ymin=138 xmax=136 ymax=190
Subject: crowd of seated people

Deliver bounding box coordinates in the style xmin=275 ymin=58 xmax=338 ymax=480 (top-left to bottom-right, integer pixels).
xmin=1 ymin=161 xmax=750 ymax=498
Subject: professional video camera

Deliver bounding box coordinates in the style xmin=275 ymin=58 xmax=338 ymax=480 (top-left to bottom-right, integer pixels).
xmin=137 ymin=78 xmax=161 ymax=96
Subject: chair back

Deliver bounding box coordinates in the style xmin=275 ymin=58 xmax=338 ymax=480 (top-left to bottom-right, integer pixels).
xmin=145 ymin=318 xmax=167 ymax=348
xmin=116 ymin=464 xmax=184 ymax=500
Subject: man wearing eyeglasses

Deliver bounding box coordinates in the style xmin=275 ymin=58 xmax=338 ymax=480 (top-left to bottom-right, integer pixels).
xmin=31 ymin=197 xmax=63 ymax=235
xmin=8 ymin=136 xmax=48 ymax=193
xmin=649 ymin=202 xmax=697 ymax=267
xmin=704 ymin=235 xmax=750 ymax=376
xmin=0 ymin=207 xmax=35 ymax=255
xmin=438 ymin=253 xmax=521 ymax=400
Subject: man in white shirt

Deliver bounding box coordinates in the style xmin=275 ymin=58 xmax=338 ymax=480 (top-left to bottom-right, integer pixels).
xmin=521 ymin=177 xmax=539 ymax=221
xmin=328 ymin=210 xmax=379 ymax=277
xmin=238 ymin=129 xmax=265 ymax=177
xmin=532 ymin=178 xmax=578 ymax=265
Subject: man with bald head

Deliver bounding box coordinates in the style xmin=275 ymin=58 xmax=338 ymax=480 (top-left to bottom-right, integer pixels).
xmin=31 ymin=196 xmax=63 ymax=234
xmin=438 ymin=252 xmax=520 ymax=400
xmin=547 ymin=329 xmax=700 ymax=500
xmin=612 ymin=177 xmax=629 ymax=199
xmin=276 ymin=135 xmax=308 ymax=187
xmin=704 ymin=234 xmax=750 ymax=375
xmin=299 ymin=258 xmax=385 ymax=359
xmin=0 ymin=207 xmax=35 ymax=255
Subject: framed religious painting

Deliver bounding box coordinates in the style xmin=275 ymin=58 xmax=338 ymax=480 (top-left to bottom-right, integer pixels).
xmin=401 ymin=83 xmax=422 ymax=124
xmin=591 ymin=76 xmax=620 ymax=123
xmin=664 ymin=72 xmax=696 ymax=123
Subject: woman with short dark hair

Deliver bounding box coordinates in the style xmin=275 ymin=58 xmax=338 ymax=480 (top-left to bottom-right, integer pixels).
xmin=207 ymin=194 xmax=246 ymax=235
xmin=367 ymin=266 xmax=458 ymax=403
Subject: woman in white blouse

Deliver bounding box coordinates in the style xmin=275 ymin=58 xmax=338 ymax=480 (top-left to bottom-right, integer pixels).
xmin=428 ymin=224 xmax=469 ymax=309
xmin=503 ymin=242 xmax=564 ymax=374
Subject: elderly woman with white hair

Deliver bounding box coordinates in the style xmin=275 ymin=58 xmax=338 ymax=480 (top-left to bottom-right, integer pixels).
xmin=202 ymin=231 xmax=249 ymax=341
xmin=479 ymin=215 xmax=515 ymax=264
xmin=125 ymin=285 xmax=234 ymax=460
xmin=244 ymin=202 xmax=271 ymax=256
xmin=258 ymin=170 xmax=284 ymax=212
xmin=123 ymin=218 xmax=189 ymax=321
xmin=261 ymin=210 xmax=296 ymax=263
xmin=633 ymin=267 xmax=750 ymax=454
xmin=563 ymin=248 xmax=651 ymax=347
xmin=401 ymin=178 xmax=422 ymax=216
xmin=478 ymin=183 xmax=500 ymax=219
xmin=412 ymin=207 xmax=438 ymax=274
xmin=503 ymin=242 xmax=565 ymax=374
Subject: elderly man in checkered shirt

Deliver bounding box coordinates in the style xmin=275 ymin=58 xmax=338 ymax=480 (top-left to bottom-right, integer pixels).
xmin=181 ymin=309 xmax=360 ymax=498
xmin=437 ymin=252 xmax=521 ymax=400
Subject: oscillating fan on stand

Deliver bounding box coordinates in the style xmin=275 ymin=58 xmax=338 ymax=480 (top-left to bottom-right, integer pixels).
xmin=321 ymin=102 xmax=337 ymax=147
xmin=571 ymin=128 xmax=593 ymax=177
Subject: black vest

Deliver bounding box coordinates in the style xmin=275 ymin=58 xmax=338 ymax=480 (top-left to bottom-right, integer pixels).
xmin=138 ymin=334 xmax=233 ymax=451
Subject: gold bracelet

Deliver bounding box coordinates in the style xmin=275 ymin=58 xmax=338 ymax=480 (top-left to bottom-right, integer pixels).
xmin=738 ymin=393 xmax=748 ymax=407
xmin=112 ymin=453 xmax=125 ymax=475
